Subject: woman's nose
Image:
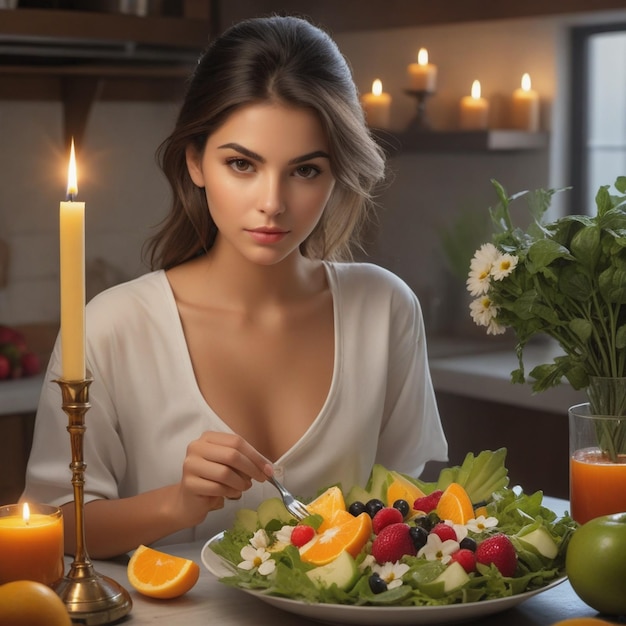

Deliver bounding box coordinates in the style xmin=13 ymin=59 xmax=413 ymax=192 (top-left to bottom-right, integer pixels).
xmin=257 ymin=174 xmax=285 ymax=216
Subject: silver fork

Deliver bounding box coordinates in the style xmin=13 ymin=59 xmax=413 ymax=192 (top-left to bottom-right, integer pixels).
xmin=267 ymin=475 xmax=310 ymax=521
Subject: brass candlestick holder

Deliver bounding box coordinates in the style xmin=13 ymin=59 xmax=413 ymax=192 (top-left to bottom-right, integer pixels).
xmin=52 ymin=377 xmax=132 ymax=625
xmin=405 ymin=89 xmax=435 ymax=132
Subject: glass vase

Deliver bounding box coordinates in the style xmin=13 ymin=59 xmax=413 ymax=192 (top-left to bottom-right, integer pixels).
xmin=569 ymin=377 xmax=626 ymax=525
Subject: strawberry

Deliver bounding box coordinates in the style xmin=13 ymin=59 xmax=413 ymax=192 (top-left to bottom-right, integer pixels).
xmin=413 ymin=490 xmax=443 ymax=513
xmin=0 ymin=355 xmax=9 ymax=380
xmin=450 ymin=548 xmax=476 ymax=573
xmin=372 ymin=507 xmax=403 ymax=534
xmin=20 ymin=351 xmax=40 ymax=377
xmin=290 ymin=525 xmax=316 ymax=547
xmin=371 ymin=522 xmax=416 ymax=563
xmin=475 ymin=534 xmax=517 ymax=577
xmin=430 ymin=522 xmax=457 ymax=542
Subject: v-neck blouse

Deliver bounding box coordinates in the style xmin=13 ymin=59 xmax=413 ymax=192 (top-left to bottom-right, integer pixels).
xmin=22 ymin=262 xmax=447 ymax=545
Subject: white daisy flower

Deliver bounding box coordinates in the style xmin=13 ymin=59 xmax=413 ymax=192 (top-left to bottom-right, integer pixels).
xmin=466 ymin=515 xmax=499 ymax=533
xmin=469 ymin=296 xmax=498 ymax=327
xmin=417 ymin=533 xmax=460 ymax=564
xmin=372 ymin=561 xmax=410 ymax=590
xmin=250 ymin=529 xmax=270 ymax=549
xmin=486 ymin=319 xmax=507 ymax=335
xmin=466 ymin=243 xmax=499 ymax=296
xmin=490 ymin=253 xmax=518 ymax=281
xmin=237 ymin=545 xmax=276 ymax=576
xmin=274 ymin=525 xmax=294 ymax=544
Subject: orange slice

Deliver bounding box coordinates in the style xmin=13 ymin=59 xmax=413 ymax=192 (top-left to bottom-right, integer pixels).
xmin=386 ymin=473 xmax=426 ymax=507
xmin=299 ymin=510 xmax=372 ymax=566
xmin=127 ymin=545 xmax=200 ymax=599
xmin=306 ymin=486 xmax=347 ymax=532
xmin=436 ymin=483 xmax=474 ymax=524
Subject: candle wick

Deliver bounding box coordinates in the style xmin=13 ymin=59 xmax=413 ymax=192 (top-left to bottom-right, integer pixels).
xmin=66 ymin=193 xmax=76 ymax=202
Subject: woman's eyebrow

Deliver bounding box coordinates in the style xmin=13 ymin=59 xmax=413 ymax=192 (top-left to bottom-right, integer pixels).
xmin=218 ymin=143 xmax=330 ymax=165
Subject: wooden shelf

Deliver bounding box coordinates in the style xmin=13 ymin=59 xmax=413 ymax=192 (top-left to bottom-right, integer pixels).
xmin=373 ymin=130 xmax=549 ymax=154
xmin=0 ymin=8 xmax=211 ymax=49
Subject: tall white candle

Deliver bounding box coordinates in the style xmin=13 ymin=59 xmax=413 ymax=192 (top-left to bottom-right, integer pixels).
xmin=511 ymin=73 xmax=540 ymax=132
xmin=459 ymin=80 xmax=489 ymax=130
xmin=59 ymin=139 xmax=86 ymax=380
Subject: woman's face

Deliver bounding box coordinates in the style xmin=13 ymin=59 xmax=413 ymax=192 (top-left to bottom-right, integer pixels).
xmin=186 ymin=102 xmax=336 ymax=266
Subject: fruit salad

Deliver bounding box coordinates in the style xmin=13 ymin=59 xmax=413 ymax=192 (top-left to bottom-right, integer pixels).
xmin=210 ymin=449 xmax=577 ymax=606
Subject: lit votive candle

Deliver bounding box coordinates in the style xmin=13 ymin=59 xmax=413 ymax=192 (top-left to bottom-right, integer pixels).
xmin=0 ymin=503 xmax=64 ymax=585
xmin=361 ymin=79 xmax=392 ymax=129
xmin=407 ymin=48 xmax=437 ymax=92
xmin=511 ymin=73 xmax=540 ymax=132
xmin=459 ymin=79 xmax=489 ymax=130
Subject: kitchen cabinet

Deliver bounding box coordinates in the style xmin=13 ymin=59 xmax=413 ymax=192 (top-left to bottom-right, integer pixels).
xmin=0 ymin=5 xmax=212 ymax=147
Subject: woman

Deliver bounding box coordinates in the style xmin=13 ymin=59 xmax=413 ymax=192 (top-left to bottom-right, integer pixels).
xmin=22 ymin=15 xmax=447 ymax=559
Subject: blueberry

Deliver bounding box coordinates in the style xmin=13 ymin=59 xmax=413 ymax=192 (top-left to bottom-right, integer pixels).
xmin=409 ymin=525 xmax=428 ymax=550
xmin=348 ymin=501 xmax=366 ymax=517
xmin=368 ymin=573 xmax=388 ymax=594
xmin=413 ymin=514 xmax=434 ymax=532
xmin=392 ymin=499 xmax=410 ymax=518
xmin=365 ymin=499 xmax=385 ymax=518
xmin=460 ymin=537 xmax=477 ymax=552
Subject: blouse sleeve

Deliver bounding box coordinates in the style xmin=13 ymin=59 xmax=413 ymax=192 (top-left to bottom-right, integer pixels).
xmin=374 ymin=280 xmax=448 ymax=477
xmin=21 ymin=334 xmax=127 ymax=508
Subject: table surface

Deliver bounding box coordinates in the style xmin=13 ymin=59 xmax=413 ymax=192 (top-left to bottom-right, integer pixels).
xmin=62 ymin=497 xmax=623 ymax=626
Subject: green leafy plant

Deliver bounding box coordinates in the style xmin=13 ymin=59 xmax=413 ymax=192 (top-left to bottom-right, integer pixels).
xmin=467 ymin=176 xmax=626 ymax=392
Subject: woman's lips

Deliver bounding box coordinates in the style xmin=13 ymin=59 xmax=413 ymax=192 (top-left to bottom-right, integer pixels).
xmin=246 ymin=227 xmax=289 ymax=244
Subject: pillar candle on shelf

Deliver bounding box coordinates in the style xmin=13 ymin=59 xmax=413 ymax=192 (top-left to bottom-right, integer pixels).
xmin=361 ymin=79 xmax=392 ymax=129
xmin=459 ymin=80 xmax=489 ymax=130
xmin=0 ymin=503 xmax=64 ymax=585
xmin=60 ymin=139 xmax=86 ymax=381
xmin=511 ymin=73 xmax=540 ymax=132
xmin=407 ymin=48 xmax=437 ymax=92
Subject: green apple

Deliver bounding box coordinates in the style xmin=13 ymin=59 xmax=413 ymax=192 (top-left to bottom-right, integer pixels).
xmin=565 ymin=512 xmax=626 ymax=615
xmin=305 ymin=550 xmax=358 ymax=590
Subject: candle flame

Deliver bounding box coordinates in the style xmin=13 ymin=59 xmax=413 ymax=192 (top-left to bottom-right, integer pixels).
xmin=417 ymin=48 xmax=429 ymax=65
xmin=471 ymin=79 xmax=482 ymax=99
xmin=521 ymin=72 xmax=532 ymax=91
xmin=22 ymin=502 xmax=30 ymax=524
xmin=372 ymin=79 xmax=383 ymax=96
xmin=67 ymin=138 xmax=78 ymax=199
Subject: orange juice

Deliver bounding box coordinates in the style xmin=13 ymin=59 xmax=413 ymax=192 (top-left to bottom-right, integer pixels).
xmin=570 ymin=448 xmax=626 ymax=524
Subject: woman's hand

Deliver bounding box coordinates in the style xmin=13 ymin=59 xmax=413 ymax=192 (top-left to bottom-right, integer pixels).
xmin=174 ymin=431 xmax=274 ymax=527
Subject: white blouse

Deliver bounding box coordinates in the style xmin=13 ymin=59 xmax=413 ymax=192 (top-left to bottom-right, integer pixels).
xmin=22 ymin=262 xmax=447 ymax=545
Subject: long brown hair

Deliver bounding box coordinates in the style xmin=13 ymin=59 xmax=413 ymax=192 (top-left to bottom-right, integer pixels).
xmin=145 ymin=15 xmax=386 ymax=270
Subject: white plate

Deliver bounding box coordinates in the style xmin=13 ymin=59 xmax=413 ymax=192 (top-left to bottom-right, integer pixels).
xmin=201 ymin=533 xmax=567 ymax=626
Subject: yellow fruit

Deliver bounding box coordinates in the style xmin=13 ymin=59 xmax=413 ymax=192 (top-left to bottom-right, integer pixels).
xmin=436 ymin=483 xmax=474 ymax=524
xmin=386 ymin=473 xmax=425 ymax=507
xmin=0 ymin=580 xmax=72 ymax=626
xmin=552 ymin=617 xmax=611 ymax=626
xmin=127 ymin=545 xmax=200 ymax=599
xmin=306 ymin=486 xmax=347 ymax=532
xmin=299 ymin=510 xmax=372 ymax=566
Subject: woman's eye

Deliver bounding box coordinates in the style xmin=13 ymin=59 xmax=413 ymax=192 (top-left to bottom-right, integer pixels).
xmin=227 ymin=158 xmax=253 ymax=172
xmin=294 ymin=165 xmax=321 ymax=179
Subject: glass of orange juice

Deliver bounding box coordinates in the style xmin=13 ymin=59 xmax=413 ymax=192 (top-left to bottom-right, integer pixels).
xmin=569 ymin=402 xmax=626 ymax=525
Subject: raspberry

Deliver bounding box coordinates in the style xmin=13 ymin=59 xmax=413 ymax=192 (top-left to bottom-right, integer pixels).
xmin=475 ymin=534 xmax=518 ymax=577
xmin=450 ymin=548 xmax=476 ymax=573
xmin=371 ymin=523 xmax=417 ymax=564
xmin=430 ymin=522 xmax=457 ymax=542
xmin=372 ymin=507 xmax=404 ymax=534
xmin=290 ymin=525 xmax=316 ymax=548
xmin=413 ymin=490 xmax=443 ymax=513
